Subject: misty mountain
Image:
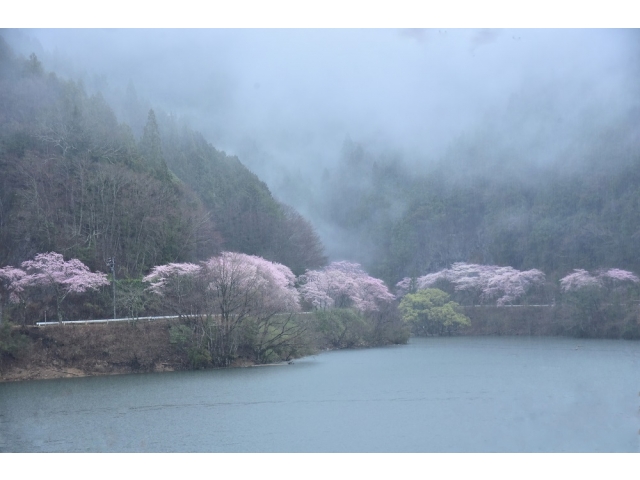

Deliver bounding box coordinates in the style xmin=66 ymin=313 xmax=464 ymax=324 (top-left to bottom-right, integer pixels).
xmin=316 ymin=123 xmax=640 ymax=285
xmin=0 ymin=36 xmax=326 ymax=279
xmin=2 ymin=29 xmax=640 ymax=289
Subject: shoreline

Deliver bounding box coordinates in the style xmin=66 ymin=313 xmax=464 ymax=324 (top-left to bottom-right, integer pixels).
xmin=2 ymin=303 xmax=639 ymax=383
xmin=3 ymin=330 xmax=637 ymax=384
xmin=0 ymin=319 xmax=321 ymax=383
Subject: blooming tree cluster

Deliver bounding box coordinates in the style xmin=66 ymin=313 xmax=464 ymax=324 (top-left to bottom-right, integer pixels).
xmin=19 ymin=253 xmax=109 ymax=297
xmin=0 ymin=266 xmax=27 ymax=324
xmin=560 ymin=268 xmax=639 ymax=292
xmin=200 ymin=252 xmax=300 ymax=316
xmin=603 ymin=268 xmax=640 ymax=283
xmin=396 ymin=262 xmax=546 ymax=306
xmin=144 ymin=253 xmax=300 ymax=316
xmin=0 ymin=252 xmax=110 ymax=321
xmin=558 ymin=268 xmax=640 ymax=337
xmin=0 ymin=266 xmax=27 ymax=304
xmin=143 ymin=262 xmax=201 ymax=296
xmin=144 ymin=252 xmax=301 ymax=366
xmin=143 ymin=262 xmax=202 ymax=315
xmin=298 ymin=261 xmax=394 ymax=312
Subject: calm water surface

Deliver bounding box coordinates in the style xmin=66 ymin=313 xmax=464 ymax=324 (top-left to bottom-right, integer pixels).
xmin=1 ymin=336 xmax=639 ymax=452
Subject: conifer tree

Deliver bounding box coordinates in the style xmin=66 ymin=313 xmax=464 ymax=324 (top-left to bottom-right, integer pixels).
xmin=140 ymin=109 xmax=170 ymax=179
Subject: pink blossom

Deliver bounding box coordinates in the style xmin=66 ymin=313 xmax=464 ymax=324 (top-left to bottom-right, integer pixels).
xmin=560 ymin=269 xmax=602 ymax=292
xmin=145 ymin=252 xmax=300 ymax=315
xmin=299 ymin=261 xmax=394 ymax=312
xmin=395 ymin=277 xmax=413 ymax=298
xmin=0 ymin=266 xmax=27 ymax=303
xmin=600 ymin=268 xmax=639 ymax=283
xmin=1 ymin=252 xmax=109 ymax=321
xmin=416 ymin=270 xmax=450 ymax=290
xmin=19 ymin=253 xmax=110 ymax=296
xmin=202 ymin=252 xmax=300 ymax=313
xmin=404 ymin=262 xmax=546 ymax=305
xmin=560 ymin=268 xmax=639 ymax=292
xmin=143 ymin=262 xmax=202 ymax=295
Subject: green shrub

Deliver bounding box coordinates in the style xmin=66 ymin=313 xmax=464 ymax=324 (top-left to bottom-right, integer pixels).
xmin=399 ymin=288 xmax=470 ymax=336
xmin=187 ymin=347 xmax=211 ymax=369
xmin=169 ymin=324 xmax=193 ymax=346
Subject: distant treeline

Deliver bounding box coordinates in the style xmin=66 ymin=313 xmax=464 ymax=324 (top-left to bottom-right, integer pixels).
xmin=317 ymin=127 xmax=640 ymax=287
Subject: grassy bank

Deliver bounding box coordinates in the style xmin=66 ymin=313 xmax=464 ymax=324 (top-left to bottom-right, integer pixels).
xmin=0 ymin=320 xmax=198 ymax=382
xmin=0 ymin=307 xmax=410 ymax=382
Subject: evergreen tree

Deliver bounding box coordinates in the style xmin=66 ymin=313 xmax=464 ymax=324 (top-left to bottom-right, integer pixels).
xmin=140 ymin=109 xmax=169 ymax=179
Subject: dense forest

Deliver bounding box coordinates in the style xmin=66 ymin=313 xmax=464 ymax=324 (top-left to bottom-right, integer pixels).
xmin=0 ymin=36 xmax=326 ymax=282
xmin=316 ymin=122 xmax=640 ymax=287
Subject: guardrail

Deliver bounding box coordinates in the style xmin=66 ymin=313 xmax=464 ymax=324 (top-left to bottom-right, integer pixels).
xmin=35 ymin=312 xmax=312 ymax=327
xmin=36 ymin=315 xmax=181 ymax=326
xmin=461 ymin=304 xmax=554 ymax=308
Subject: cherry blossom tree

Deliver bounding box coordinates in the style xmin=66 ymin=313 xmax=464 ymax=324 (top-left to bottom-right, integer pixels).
xmin=394 ymin=277 xmax=416 ymax=298
xmin=602 ymin=268 xmax=640 ymax=283
xmin=299 ymin=262 xmax=405 ymax=349
xmin=481 ymin=267 xmax=546 ymax=305
xmin=0 ymin=267 xmax=27 ymax=304
xmin=559 ymin=268 xmax=640 ymax=337
xmin=298 ymin=261 xmax=394 ymax=312
xmin=195 ymin=252 xmax=300 ymax=318
xmin=560 ymin=268 xmax=639 ymax=292
xmin=143 ymin=262 xmax=202 ymax=315
xmin=1 ymin=253 xmax=109 ymax=322
xmin=202 ymin=252 xmax=303 ymax=364
xmin=144 ymin=252 xmax=301 ymax=366
xmin=396 ymin=262 xmax=546 ymax=306
xmin=559 ymin=269 xmax=601 ymax=292
xmin=0 ymin=267 xmax=27 ymax=324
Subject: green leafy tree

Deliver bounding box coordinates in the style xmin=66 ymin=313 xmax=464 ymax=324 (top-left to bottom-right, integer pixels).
xmin=399 ymin=288 xmax=470 ymax=335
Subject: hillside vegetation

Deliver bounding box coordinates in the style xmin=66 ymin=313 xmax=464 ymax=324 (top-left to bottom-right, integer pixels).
xmin=0 ymin=37 xmax=325 ymax=290
xmin=317 ymin=128 xmax=640 ymax=287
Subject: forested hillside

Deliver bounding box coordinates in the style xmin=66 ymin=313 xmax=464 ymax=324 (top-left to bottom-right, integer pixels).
xmin=318 ymin=119 xmax=640 ymax=286
xmin=0 ymin=36 xmax=326 ymax=282
xmin=157 ymin=116 xmax=326 ymax=275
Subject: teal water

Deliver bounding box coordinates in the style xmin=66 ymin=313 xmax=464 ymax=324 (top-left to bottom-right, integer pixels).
xmin=1 ymin=336 xmax=639 ymax=452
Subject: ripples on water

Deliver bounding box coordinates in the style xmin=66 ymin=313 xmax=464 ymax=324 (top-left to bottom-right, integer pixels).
xmin=1 ymin=336 xmax=639 ymax=452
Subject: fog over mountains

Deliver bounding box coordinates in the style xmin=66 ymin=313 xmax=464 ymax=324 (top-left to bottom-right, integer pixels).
xmin=3 ymin=29 xmax=640 ymax=273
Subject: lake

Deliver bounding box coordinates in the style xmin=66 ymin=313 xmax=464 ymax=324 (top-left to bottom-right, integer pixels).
xmin=1 ymin=336 xmax=638 ymax=452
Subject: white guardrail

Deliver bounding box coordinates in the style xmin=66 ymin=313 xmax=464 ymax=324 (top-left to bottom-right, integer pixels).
xmin=36 ymin=315 xmax=181 ymax=326
xmin=35 ymin=312 xmax=312 ymax=326
xmin=462 ymin=304 xmax=554 ymax=307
